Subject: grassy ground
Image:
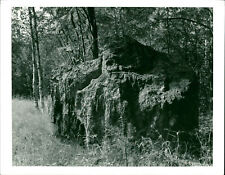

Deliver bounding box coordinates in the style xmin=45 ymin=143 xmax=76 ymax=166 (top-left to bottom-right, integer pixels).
xmin=12 ymin=98 xmax=88 ymax=166
xmin=12 ymin=98 xmax=212 ymax=166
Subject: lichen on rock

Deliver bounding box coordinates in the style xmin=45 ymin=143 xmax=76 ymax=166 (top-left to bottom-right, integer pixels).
xmin=50 ymin=36 xmax=199 ymax=146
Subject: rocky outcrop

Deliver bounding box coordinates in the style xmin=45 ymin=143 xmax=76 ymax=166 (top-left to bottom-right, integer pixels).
xmin=50 ymin=59 xmax=101 ymax=138
xmin=50 ymin=36 xmax=199 ymax=146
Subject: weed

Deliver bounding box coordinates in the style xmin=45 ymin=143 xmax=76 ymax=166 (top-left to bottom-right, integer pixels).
xmin=12 ymin=98 xmax=212 ymax=166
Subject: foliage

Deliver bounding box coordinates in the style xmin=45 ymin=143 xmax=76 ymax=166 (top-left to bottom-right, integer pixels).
xmin=12 ymin=99 xmax=212 ymax=166
xmin=12 ymin=7 xmax=212 ymax=113
xmin=12 ymin=7 xmax=213 ymax=166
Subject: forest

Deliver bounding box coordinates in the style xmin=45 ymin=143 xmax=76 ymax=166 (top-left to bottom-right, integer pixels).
xmin=12 ymin=7 xmax=213 ymax=166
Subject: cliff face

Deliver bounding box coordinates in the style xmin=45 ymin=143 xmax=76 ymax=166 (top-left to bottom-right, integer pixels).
xmin=50 ymin=36 xmax=199 ymax=146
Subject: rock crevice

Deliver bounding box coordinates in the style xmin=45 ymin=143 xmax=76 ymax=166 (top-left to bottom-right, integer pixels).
xmin=50 ymin=36 xmax=199 ymax=145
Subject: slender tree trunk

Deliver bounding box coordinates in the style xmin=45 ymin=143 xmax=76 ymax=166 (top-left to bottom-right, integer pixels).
xmin=76 ymin=8 xmax=86 ymax=60
xmin=182 ymin=19 xmax=188 ymax=62
xmin=87 ymin=7 xmax=98 ymax=60
xmin=58 ymin=34 xmax=74 ymax=64
xmin=62 ymin=26 xmax=77 ymax=63
xmin=28 ymin=7 xmax=39 ymax=109
xmin=31 ymin=7 xmax=44 ymax=110
xmin=70 ymin=12 xmax=84 ymax=62
xmin=113 ymin=8 xmax=118 ymax=36
xmin=119 ymin=8 xmax=125 ymax=36
xmin=61 ymin=28 xmax=75 ymax=63
xmin=166 ymin=8 xmax=170 ymax=54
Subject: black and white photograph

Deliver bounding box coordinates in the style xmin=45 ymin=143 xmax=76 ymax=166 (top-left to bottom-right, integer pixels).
xmin=0 ymin=1 xmax=224 ymax=175
xmin=11 ymin=6 xmax=213 ymax=166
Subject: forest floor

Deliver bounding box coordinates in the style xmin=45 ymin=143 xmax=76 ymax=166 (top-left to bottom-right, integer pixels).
xmin=12 ymin=98 xmax=212 ymax=166
xmin=12 ymin=98 xmax=93 ymax=166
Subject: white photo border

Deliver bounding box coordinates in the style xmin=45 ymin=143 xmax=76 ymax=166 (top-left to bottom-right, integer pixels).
xmin=1 ymin=0 xmax=224 ymax=175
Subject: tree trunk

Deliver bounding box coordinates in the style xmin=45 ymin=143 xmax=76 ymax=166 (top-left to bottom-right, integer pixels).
xmin=166 ymin=8 xmax=170 ymax=54
xmin=31 ymin=7 xmax=44 ymax=110
xmin=70 ymin=12 xmax=84 ymax=62
xmin=76 ymin=8 xmax=86 ymax=60
xmin=28 ymin=7 xmax=39 ymax=109
xmin=87 ymin=8 xmax=98 ymax=61
xmin=113 ymin=8 xmax=119 ymax=36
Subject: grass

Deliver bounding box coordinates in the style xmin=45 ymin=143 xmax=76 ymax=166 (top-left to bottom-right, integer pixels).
xmin=12 ymin=98 xmax=212 ymax=166
xmin=12 ymin=98 xmax=86 ymax=166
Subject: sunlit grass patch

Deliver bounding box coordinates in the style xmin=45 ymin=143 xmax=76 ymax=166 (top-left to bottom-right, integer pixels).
xmin=12 ymin=98 xmax=83 ymax=166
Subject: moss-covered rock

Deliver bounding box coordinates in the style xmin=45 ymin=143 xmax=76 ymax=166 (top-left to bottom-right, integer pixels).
xmin=50 ymin=36 xmax=199 ymax=146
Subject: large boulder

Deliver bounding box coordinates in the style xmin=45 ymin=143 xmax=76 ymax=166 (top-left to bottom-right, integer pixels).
xmin=50 ymin=36 xmax=199 ymax=145
xmin=50 ymin=59 xmax=101 ymax=138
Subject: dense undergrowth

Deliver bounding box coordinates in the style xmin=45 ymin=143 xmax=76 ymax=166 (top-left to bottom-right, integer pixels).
xmin=12 ymin=98 xmax=212 ymax=166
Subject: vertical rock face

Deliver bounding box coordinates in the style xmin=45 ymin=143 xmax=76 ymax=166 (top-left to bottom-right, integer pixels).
xmin=50 ymin=36 xmax=199 ymax=145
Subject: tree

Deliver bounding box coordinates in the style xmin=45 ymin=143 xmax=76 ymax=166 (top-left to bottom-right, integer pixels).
xmin=87 ymin=8 xmax=98 ymax=60
xmin=32 ymin=7 xmax=44 ymax=110
xmin=28 ymin=7 xmax=39 ymax=108
xmin=12 ymin=7 xmax=213 ymax=115
xmin=28 ymin=7 xmax=44 ymax=110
